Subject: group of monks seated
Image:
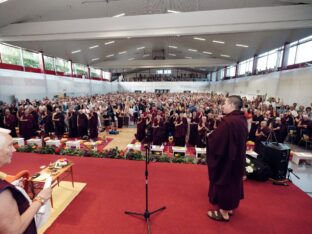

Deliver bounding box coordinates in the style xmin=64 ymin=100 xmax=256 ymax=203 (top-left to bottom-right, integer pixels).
xmin=0 ymin=93 xmax=311 ymax=150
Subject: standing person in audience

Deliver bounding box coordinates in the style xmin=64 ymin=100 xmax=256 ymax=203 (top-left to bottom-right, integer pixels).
xmin=255 ymin=121 xmax=270 ymax=152
xmin=188 ymin=111 xmax=199 ymax=146
xmin=78 ymin=109 xmax=88 ymax=138
xmin=88 ymin=109 xmax=98 ymax=140
xmin=0 ymin=128 xmax=52 ymax=234
xmin=19 ymin=109 xmax=34 ymax=140
xmin=174 ymin=113 xmax=186 ymax=146
xmin=206 ymin=96 xmax=248 ymax=222
xmin=152 ymin=113 xmax=163 ymax=145
xmin=67 ymin=107 xmax=78 ymax=138
xmin=197 ymin=116 xmax=209 ymax=148
xmin=3 ymin=109 xmax=17 ymax=137
xmin=249 ymin=110 xmax=264 ymax=141
xmin=52 ymin=107 xmax=65 ymax=138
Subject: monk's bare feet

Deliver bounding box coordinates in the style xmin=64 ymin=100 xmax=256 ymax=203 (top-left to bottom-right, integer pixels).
xmin=207 ymin=209 xmax=230 ymax=222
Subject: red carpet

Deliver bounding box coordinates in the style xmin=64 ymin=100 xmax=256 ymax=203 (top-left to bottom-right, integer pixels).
xmin=2 ymin=152 xmax=312 ymax=234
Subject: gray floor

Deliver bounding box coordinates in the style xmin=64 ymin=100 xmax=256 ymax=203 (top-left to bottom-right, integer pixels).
xmin=287 ymin=143 xmax=312 ymax=197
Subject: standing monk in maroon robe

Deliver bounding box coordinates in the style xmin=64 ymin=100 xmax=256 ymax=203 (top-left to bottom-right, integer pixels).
xmin=19 ymin=110 xmax=34 ymax=140
xmin=3 ymin=109 xmax=17 ymax=137
xmin=52 ymin=108 xmax=65 ymax=138
xmin=206 ymin=96 xmax=248 ymax=222
xmin=88 ymin=110 xmax=98 ymax=140
xmin=135 ymin=114 xmax=146 ymax=142
xmin=78 ymin=110 xmax=88 ymax=138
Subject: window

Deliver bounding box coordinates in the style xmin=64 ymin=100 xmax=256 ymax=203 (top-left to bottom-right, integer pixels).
xmin=22 ymin=50 xmax=40 ymax=68
xmin=295 ymin=40 xmax=312 ymax=64
xmin=55 ymin=58 xmax=66 ymax=73
xmin=164 ymin=69 xmax=171 ymax=74
xmin=90 ymin=67 xmax=101 ymax=78
xmin=211 ymin=72 xmax=217 ymax=82
xmin=287 ymin=35 xmax=312 ymax=66
xmin=219 ymin=68 xmax=225 ymax=80
xmin=226 ymin=65 xmax=236 ymax=77
xmin=238 ymin=58 xmax=253 ymax=75
xmin=0 ymin=43 xmax=22 ymax=66
xmin=73 ymin=63 xmax=88 ymax=76
xmin=44 ymin=56 xmax=55 ymax=71
xmin=156 ymin=69 xmax=163 ymax=74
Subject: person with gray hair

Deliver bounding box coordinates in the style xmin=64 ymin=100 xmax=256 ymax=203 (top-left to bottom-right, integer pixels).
xmin=0 ymin=128 xmax=51 ymax=234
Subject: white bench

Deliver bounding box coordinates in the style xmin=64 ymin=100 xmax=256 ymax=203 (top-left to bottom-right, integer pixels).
xmin=172 ymin=146 xmax=186 ymax=157
xmin=13 ymin=138 xmax=25 ymax=146
xmin=292 ymin=152 xmax=312 ymax=165
xmin=195 ymin=147 xmax=206 ymax=159
xmin=151 ymin=145 xmax=164 ymax=156
xmin=27 ymin=138 xmax=42 ymax=147
xmin=66 ymin=140 xmax=81 ymax=149
xmin=126 ymin=143 xmax=142 ymax=152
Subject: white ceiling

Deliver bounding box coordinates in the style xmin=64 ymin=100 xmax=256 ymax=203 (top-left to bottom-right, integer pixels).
xmin=0 ymin=0 xmax=312 ymax=73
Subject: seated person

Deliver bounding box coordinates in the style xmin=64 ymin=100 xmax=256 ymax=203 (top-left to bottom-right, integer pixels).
xmin=0 ymin=128 xmax=51 ymax=234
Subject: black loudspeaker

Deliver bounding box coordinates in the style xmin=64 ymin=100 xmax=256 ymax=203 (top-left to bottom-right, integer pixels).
xmin=258 ymin=142 xmax=290 ymax=180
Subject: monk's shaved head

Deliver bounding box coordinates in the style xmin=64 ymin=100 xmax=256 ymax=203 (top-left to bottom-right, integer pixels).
xmin=227 ymin=95 xmax=243 ymax=110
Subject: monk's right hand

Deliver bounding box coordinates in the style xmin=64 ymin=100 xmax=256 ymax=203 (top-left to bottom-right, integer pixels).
xmin=37 ymin=188 xmax=52 ymax=202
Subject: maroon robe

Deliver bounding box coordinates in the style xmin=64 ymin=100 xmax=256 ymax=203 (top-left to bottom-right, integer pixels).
xmin=174 ymin=118 xmax=186 ymax=146
xmin=88 ymin=112 xmax=98 ymax=139
xmin=20 ymin=114 xmax=34 ymax=140
xmin=152 ymin=119 xmax=164 ymax=145
xmin=136 ymin=118 xmax=146 ymax=142
xmin=4 ymin=114 xmax=17 ymax=137
xmin=0 ymin=179 xmax=37 ymax=234
xmin=53 ymin=113 xmax=65 ymax=137
xmin=206 ymin=110 xmax=248 ymax=210
xmin=188 ymin=117 xmax=199 ymax=146
xmin=78 ymin=113 xmax=89 ymax=137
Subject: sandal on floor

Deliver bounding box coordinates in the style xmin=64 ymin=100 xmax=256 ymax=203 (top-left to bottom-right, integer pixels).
xmin=207 ymin=210 xmax=230 ymax=222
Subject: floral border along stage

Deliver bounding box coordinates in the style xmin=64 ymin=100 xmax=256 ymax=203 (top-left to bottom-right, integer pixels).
xmin=13 ymin=144 xmax=202 ymax=164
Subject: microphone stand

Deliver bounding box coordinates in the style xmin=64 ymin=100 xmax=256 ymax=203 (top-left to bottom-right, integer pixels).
xmin=125 ymin=142 xmax=166 ymax=234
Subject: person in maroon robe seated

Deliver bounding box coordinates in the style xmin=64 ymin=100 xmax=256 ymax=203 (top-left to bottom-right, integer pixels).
xmin=19 ymin=109 xmax=34 ymax=140
xmin=255 ymin=121 xmax=270 ymax=152
xmin=78 ymin=110 xmax=89 ymax=138
xmin=188 ymin=111 xmax=199 ymax=146
xmin=3 ymin=109 xmax=17 ymax=137
xmin=52 ymin=108 xmax=65 ymax=138
xmin=88 ymin=110 xmax=98 ymax=140
xmin=135 ymin=114 xmax=146 ymax=142
xmin=206 ymin=95 xmax=248 ymax=222
xmin=0 ymin=129 xmax=52 ymax=234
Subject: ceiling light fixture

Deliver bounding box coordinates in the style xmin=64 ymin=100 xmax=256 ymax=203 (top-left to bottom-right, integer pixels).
xmin=168 ymin=45 xmax=178 ymax=49
xmin=71 ymin=50 xmax=81 ymax=54
xmin=185 ymin=56 xmax=192 ymax=59
xmin=203 ymin=51 xmax=212 ymax=55
xmin=236 ymin=44 xmax=249 ymax=48
xmin=106 ymin=54 xmax=114 ymax=58
xmin=91 ymin=58 xmax=99 ymax=61
xmin=212 ymin=40 xmax=225 ymax=44
xmin=169 ymin=53 xmax=176 ymax=56
xmin=142 ymin=54 xmax=150 ymax=57
xmin=188 ymin=49 xmax=198 ymax=52
xmin=136 ymin=46 xmax=145 ymax=50
xmin=113 ymin=13 xmax=125 ymax=18
xmin=105 ymin=41 xmax=115 ymax=45
xmin=118 ymin=51 xmax=127 ymax=55
xmin=0 ymin=0 xmax=9 ymax=4
xmin=167 ymin=9 xmax=181 ymax=13
xmin=220 ymin=54 xmax=231 ymax=58
xmin=193 ymin=37 xmax=206 ymax=41
xmin=89 ymin=45 xmax=99 ymax=49
xmin=128 ymin=58 xmax=135 ymax=61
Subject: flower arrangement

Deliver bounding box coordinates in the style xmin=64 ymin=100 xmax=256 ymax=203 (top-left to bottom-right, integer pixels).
xmin=126 ymin=149 xmax=143 ymax=160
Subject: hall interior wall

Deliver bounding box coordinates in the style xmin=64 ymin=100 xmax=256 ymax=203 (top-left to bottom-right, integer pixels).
xmin=0 ymin=67 xmax=311 ymax=106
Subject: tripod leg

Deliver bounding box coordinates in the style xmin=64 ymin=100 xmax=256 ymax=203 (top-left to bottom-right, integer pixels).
xmin=146 ymin=218 xmax=151 ymax=234
xmin=125 ymin=211 xmax=145 ymax=217
xmin=149 ymin=206 xmax=166 ymax=215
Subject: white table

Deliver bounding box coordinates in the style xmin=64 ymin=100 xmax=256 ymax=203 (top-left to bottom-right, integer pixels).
xmin=292 ymin=152 xmax=312 ymax=165
xmin=66 ymin=140 xmax=81 ymax=149
xmin=172 ymin=146 xmax=186 ymax=157
xmin=151 ymin=145 xmax=164 ymax=156
xmin=13 ymin=138 xmax=25 ymax=146
xmin=195 ymin=147 xmax=206 ymax=158
xmin=46 ymin=140 xmax=61 ymax=147
xmin=246 ymin=150 xmax=258 ymax=159
xmin=27 ymin=138 xmax=42 ymax=147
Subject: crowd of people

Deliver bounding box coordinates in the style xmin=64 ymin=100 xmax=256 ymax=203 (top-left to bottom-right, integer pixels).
xmin=0 ymin=93 xmax=311 ymax=150
xmin=123 ymin=73 xmax=207 ymax=82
